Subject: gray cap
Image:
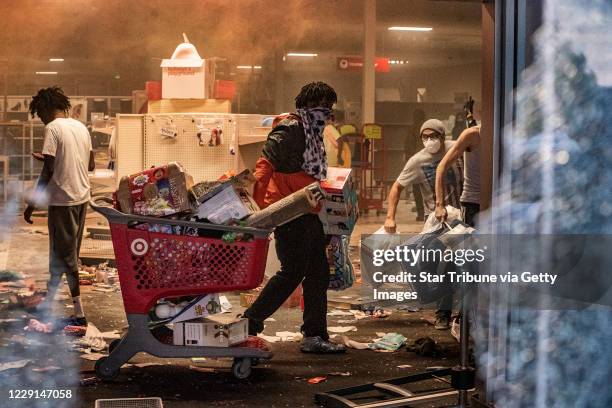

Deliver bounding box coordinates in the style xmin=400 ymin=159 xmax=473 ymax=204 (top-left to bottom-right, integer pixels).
xmin=420 ymin=119 xmax=445 ymax=136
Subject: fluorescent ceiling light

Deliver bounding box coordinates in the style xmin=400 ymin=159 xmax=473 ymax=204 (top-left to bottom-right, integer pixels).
xmin=237 ymin=65 xmax=263 ymax=70
xmin=286 ymin=52 xmax=318 ymax=57
xmin=253 ymin=65 xmax=262 ymax=69
xmin=49 ymin=58 xmax=64 ymax=62
xmin=35 ymin=71 xmax=58 ymax=75
xmin=388 ymin=26 xmax=433 ymax=32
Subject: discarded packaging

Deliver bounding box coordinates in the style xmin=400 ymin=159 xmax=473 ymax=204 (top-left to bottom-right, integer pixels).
xmin=308 ymin=376 xmax=327 ymax=384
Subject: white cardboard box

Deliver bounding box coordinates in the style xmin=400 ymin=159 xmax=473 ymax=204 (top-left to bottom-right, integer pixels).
xmin=197 ymin=184 xmax=259 ymax=224
xmin=160 ymin=41 xmax=215 ymax=99
xmin=173 ymin=316 xmax=248 ymax=347
xmin=170 ymin=294 xmax=222 ymax=323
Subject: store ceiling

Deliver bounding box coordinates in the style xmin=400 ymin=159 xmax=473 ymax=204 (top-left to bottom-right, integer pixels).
xmin=0 ymin=0 xmax=481 ymax=90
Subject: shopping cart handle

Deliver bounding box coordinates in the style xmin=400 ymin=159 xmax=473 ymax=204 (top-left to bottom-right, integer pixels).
xmin=90 ymin=195 xmax=120 ymax=218
xmin=89 ymin=196 xmax=272 ymax=237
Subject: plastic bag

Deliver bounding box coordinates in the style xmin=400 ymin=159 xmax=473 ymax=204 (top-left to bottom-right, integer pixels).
xmin=327 ymin=235 xmax=355 ymax=291
xmin=422 ymin=205 xmax=462 ymax=234
xmin=360 ymin=227 xmax=405 ymax=287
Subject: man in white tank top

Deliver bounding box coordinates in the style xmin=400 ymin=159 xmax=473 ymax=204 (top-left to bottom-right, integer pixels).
xmin=431 ymin=125 xmax=481 ymax=330
xmin=434 ymin=126 xmax=481 ymax=226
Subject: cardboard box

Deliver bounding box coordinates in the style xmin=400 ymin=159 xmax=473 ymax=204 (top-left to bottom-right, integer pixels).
xmin=318 ymin=167 xmax=358 ymax=235
xmin=173 ymin=316 xmax=248 ymax=347
xmin=196 ymin=183 xmax=259 ymax=224
xmin=160 ymin=40 xmax=215 ymax=99
xmin=115 ymin=162 xmax=194 ymax=216
xmin=170 ymin=294 xmax=222 ymax=323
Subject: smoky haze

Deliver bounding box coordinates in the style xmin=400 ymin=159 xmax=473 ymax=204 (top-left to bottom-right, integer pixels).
xmin=0 ymin=0 xmax=363 ymax=95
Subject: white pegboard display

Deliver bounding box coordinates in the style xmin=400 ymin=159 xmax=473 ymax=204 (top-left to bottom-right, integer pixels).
xmin=116 ymin=113 xmax=271 ymax=184
xmin=143 ymin=114 xmax=237 ymax=182
xmin=116 ymin=115 xmax=144 ymax=183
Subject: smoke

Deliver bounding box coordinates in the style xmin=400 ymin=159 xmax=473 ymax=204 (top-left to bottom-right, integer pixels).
xmin=0 ymin=0 xmax=359 ymax=94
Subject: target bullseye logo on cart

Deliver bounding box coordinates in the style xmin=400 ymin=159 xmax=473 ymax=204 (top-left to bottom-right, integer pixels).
xmin=131 ymin=238 xmax=149 ymax=256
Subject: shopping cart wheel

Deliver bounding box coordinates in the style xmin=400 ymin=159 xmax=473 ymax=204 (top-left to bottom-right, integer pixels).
xmin=232 ymin=358 xmax=252 ymax=380
xmin=95 ymin=357 xmax=119 ymax=381
xmin=108 ymin=339 xmax=121 ymax=353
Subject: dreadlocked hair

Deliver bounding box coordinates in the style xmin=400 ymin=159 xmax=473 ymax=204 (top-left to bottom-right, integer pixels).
xmin=295 ymin=82 xmax=337 ymax=109
xmin=29 ymin=86 xmax=71 ymax=118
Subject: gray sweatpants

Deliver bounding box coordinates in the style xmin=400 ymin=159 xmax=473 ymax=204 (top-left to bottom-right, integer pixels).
xmin=48 ymin=203 xmax=87 ymax=298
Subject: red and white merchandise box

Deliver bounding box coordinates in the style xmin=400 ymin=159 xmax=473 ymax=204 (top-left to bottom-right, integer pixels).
xmin=318 ymin=167 xmax=358 ymax=235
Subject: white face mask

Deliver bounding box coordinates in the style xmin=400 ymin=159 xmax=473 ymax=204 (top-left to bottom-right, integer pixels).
xmin=423 ymin=138 xmax=441 ymax=154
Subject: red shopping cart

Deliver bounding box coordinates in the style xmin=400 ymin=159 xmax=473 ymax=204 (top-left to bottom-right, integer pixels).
xmin=90 ymin=197 xmax=273 ymax=380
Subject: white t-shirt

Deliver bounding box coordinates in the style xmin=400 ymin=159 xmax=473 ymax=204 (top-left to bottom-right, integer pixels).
xmin=396 ymin=141 xmax=464 ymax=216
xmin=42 ymin=118 xmax=92 ymax=206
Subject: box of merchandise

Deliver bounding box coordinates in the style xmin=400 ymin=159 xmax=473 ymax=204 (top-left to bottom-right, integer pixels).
xmin=173 ymin=316 xmax=248 ymax=347
xmin=195 ymin=182 xmax=259 ymax=225
xmin=170 ymin=294 xmax=222 ymax=323
xmin=160 ymin=37 xmax=215 ymax=99
xmin=115 ymin=162 xmax=194 ymax=216
xmin=318 ymin=167 xmax=358 ymax=235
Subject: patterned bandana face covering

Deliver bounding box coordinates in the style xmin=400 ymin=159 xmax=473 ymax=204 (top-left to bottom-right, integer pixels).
xmin=296 ymin=107 xmax=333 ymax=180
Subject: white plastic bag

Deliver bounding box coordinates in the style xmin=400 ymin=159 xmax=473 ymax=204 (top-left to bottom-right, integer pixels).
xmin=422 ymin=206 xmax=462 ymax=234
xmin=360 ymin=227 xmax=404 ymax=287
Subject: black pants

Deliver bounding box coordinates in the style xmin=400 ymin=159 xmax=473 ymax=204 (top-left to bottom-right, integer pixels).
xmin=244 ymin=214 xmax=330 ymax=339
xmin=436 ymin=201 xmax=480 ymax=317
xmin=48 ymin=203 xmax=87 ymax=298
xmin=461 ymin=201 xmax=480 ymax=228
xmin=412 ymin=185 xmax=424 ymax=219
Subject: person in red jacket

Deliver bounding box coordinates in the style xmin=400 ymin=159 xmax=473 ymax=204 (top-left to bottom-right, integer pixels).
xmin=244 ymin=82 xmax=346 ymax=354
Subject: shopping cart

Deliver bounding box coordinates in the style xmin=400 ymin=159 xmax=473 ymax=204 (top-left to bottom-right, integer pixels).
xmin=90 ymin=197 xmax=273 ymax=380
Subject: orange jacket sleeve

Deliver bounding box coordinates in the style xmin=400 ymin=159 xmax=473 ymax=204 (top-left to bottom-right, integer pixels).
xmin=253 ymin=157 xmax=274 ymax=208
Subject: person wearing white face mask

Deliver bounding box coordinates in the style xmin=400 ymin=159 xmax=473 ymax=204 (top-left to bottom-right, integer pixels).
xmin=384 ymin=119 xmax=463 ymax=330
xmin=384 ymin=118 xmax=463 ymax=234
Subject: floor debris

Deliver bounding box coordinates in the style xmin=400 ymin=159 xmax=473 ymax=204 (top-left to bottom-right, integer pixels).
xmin=275 ymin=331 xmax=303 ymax=342
xmin=328 ymin=326 xmax=358 ymax=333
xmin=406 ymin=337 xmax=444 ymax=357
xmin=80 ymin=377 xmax=99 ymax=386
xmin=327 ymin=309 xmax=354 ymax=317
xmin=80 ymin=353 xmax=107 ymax=361
xmin=32 ymin=366 xmax=62 ymax=372
xmin=0 ymin=359 xmax=31 ymax=372
xmin=328 ymin=371 xmax=351 ymax=377
xmin=308 ymin=376 xmax=327 ymax=384
xmin=25 ymin=318 xmax=54 ymax=333
xmin=368 ymin=333 xmax=407 ymax=352
xmin=329 ymin=335 xmax=369 ymax=350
